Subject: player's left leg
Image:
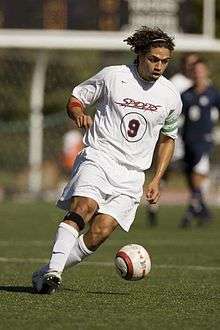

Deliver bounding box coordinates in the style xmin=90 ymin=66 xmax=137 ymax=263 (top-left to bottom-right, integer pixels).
xmin=65 ymin=213 xmax=118 ymax=268
xmin=84 ymin=213 xmax=119 ymax=250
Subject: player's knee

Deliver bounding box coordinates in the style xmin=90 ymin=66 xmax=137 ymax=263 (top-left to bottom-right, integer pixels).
xmin=70 ymin=198 xmax=97 ymax=221
xmin=63 ymin=211 xmax=85 ymax=231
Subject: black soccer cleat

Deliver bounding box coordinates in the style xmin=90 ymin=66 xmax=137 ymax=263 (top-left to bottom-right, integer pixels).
xmin=32 ymin=270 xmax=62 ymax=294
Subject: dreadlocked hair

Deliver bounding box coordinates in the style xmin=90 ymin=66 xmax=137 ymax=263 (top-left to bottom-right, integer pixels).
xmin=124 ymin=26 xmax=175 ymax=54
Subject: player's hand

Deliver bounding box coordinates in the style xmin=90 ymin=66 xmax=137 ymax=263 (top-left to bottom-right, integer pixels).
xmin=145 ymin=180 xmax=160 ymax=204
xmin=74 ymin=113 xmax=93 ymax=129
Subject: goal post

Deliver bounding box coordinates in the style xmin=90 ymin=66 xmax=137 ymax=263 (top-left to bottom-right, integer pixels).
xmin=29 ymin=51 xmax=48 ymax=195
xmin=1 ymin=29 xmax=220 ymax=51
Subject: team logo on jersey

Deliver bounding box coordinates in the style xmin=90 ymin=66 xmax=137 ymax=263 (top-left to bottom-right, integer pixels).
xmin=115 ymin=98 xmax=161 ymax=112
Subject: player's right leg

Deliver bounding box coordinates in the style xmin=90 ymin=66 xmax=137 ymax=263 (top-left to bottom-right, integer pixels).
xmin=32 ymin=196 xmax=98 ymax=294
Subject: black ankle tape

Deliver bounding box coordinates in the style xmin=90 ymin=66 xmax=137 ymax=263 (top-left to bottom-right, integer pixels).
xmin=63 ymin=211 xmax=85 ymax=231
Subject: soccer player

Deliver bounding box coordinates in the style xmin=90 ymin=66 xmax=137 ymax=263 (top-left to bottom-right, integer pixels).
xmin=179 ymin=59 xmax=220 ymax=228
xmin=171 ymin=53 xmax=200 ymax=94
xmin=32 ymin=26 xmax=182 ymax=293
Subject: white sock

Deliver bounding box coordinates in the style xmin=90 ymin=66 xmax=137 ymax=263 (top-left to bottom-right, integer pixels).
xmin=65 ymin=234 xmax=93 ymax=269
xmin=48 ymin=222 xmax=79 ymax=273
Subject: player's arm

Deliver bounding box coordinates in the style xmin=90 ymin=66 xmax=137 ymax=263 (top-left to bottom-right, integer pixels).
xmin=66 ymin=96 xmax=93 ymax=129
xmin=145 ymin=134 xmax=175 ymax=204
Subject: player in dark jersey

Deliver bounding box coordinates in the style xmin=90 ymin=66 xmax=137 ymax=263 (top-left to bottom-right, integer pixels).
xmin=179 ymin=59 xmax=220 ymax=228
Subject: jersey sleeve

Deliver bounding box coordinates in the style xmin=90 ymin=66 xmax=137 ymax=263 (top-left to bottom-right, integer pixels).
xmin=161 ymin=97 xmax=182 ymax=139
xmin=72 ymin=68 xmax=108 ymax=107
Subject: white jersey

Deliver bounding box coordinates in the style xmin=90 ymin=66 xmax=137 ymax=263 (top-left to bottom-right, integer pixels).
xmin=72 ymin=64 xmax=182 ymax=171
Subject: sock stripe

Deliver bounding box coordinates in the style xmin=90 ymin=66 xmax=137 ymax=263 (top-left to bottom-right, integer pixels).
xmin=79 ymin=235 xmax=93 ymax=255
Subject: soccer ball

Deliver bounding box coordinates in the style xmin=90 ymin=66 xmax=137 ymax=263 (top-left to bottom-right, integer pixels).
xmin=114 ymin=244 xmax=151 ymax=281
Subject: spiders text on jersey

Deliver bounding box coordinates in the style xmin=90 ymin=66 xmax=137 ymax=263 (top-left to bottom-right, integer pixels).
xmin=115 ymin=98 xmax=161 ymax=112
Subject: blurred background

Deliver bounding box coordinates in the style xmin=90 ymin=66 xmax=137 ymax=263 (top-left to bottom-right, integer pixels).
xmin=0 ymin=0 xmax=220 ymax=204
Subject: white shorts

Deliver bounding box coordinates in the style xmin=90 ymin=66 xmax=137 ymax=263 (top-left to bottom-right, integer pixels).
xmin=194 ymin=154 xmax=210 ymax=175
xmin=57 ymin=148 xmax=145 ymax=232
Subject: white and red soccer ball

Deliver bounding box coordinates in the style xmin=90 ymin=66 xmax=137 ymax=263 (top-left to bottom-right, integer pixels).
xmin=115 ymin=244 xmax=151 ymax=281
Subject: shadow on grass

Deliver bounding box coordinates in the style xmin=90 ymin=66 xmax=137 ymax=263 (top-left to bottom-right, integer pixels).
xmin=60 ymin=287 xmax=80 ymax=293
xmin=0 ymin=286 xmax=130 ymax=296
xmin=0 ymin=286 xmax=34 ymax=293
xmin=63 ymin=287 xmax=129 ymax=295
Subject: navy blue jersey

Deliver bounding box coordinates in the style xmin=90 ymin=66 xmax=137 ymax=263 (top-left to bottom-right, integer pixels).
xmin=181 ymin=85 xmax=220 ymax=145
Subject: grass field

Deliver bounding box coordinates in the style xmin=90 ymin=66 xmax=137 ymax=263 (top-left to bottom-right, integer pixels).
xmin=0 ymin=201 xmax=220 ymax=330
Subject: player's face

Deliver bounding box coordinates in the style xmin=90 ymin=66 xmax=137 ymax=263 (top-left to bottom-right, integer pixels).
xmin=192 ymin=62 xmax=208 ymax=82
xmin=138 ymin=47 xmax=171 ymax=81
xmin=184 ymin=54 xmax=199 ymax=78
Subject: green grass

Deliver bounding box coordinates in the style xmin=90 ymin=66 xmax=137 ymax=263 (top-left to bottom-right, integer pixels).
xmin=0 ymin=201 xmax=220 ymax=330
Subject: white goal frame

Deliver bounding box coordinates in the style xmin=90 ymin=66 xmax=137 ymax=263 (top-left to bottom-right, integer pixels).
xmin=1 ymin=29 xmax=220 ymax=51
